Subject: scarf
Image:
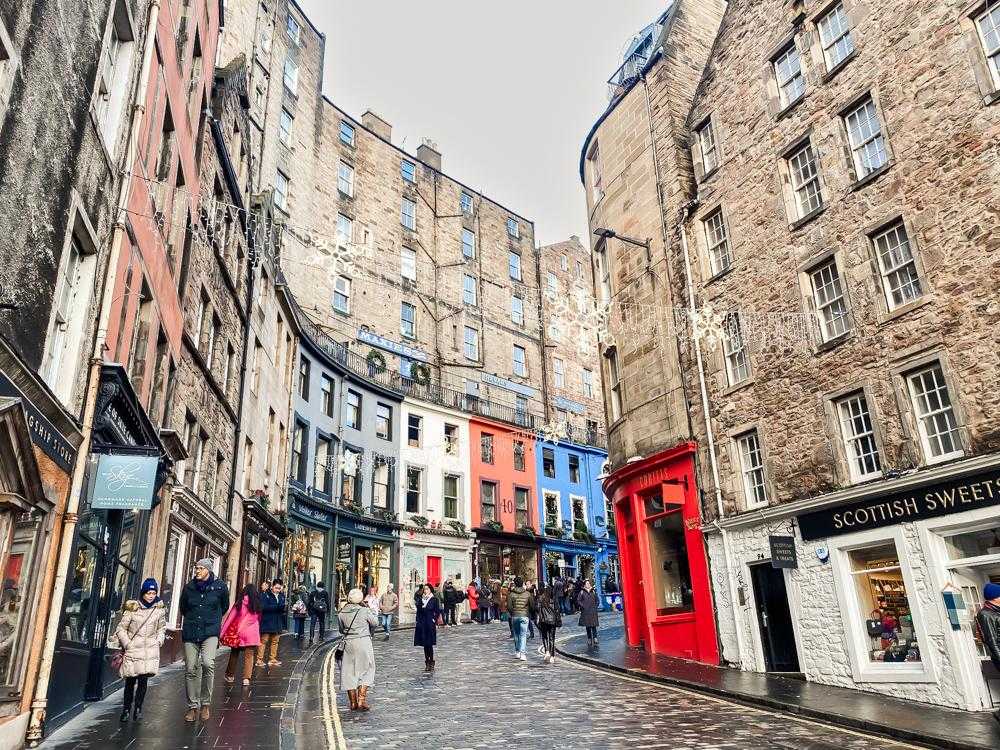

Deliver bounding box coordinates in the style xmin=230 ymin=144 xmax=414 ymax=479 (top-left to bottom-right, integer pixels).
xmin=420 ymin=594 xmax=433 ymax=608
xmin=140 ymin=595 xmax=161 ymax=608
xmin=193 ymin=572 xmax=215 ymax=592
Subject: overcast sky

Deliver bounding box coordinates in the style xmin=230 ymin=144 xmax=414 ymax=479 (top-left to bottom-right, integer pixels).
xmin=296 ymin=0 xmax=669 ymax=246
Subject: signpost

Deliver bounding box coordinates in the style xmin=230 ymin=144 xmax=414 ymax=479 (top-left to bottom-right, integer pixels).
xmin=768 ymin=535 xmax=797 ymax=569
xmin=90 ymin=454 xmax=159 ymax=510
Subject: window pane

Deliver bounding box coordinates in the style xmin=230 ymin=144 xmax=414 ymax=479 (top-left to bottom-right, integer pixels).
xmin=818 ymin=3 xmax=854 ymax=69
xmin=811 ymin=260 xmax=851 ymax=340
xmin=908 ymin=365 xmax=961 ymax=459
xmin=837 ymin=393 xmax=881 ymax=480
xmin=646 ymin=512 xmax=693 ymax=615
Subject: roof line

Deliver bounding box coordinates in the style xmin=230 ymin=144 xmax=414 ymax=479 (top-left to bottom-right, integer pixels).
xmin=321 ymin=95 xmax=536 ymax=229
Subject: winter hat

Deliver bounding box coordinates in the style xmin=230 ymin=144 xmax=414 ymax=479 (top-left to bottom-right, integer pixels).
xmin=140 ymin=578 xmax=159 ymax=595
xmin=984 ymin=582 xmax=1000 ymax=602
xmin=195 ymin=558 xmax=214 ymax=571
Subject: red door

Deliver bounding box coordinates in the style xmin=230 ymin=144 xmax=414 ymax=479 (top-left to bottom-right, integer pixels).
xmin=618 ymin=497 xmax=649 ymax=650
xmin=426 ymin=556 xmax=442 ymax=588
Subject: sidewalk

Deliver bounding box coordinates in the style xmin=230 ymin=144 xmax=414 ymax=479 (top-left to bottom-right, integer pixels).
xmin=40 ymin=633 xmax=324 ymax=750
xmin=557 ymin=623 xmax=1000 ymax=750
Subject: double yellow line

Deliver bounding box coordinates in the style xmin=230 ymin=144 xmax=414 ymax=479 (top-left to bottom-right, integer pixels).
xmin=320 ymin=646 xmax=347 ymax=750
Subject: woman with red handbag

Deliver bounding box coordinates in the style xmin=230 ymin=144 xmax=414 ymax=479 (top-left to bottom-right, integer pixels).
xmin=221 ymin=584 xmax=261 ymax=686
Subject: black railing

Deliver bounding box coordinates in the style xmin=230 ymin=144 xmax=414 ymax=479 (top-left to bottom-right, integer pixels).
xmin=290 ymin=299 xmax=607 ymax=443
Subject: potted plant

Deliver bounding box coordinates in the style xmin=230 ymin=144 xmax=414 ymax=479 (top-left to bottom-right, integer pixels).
xmin=446 ymin=520 xmax=467 ymax=533
xmin=409 ymin=515 xmax=430 ymax=528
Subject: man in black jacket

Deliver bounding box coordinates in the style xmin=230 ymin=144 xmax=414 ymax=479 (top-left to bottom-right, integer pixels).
xmin=179 ymin=559 xmax=229 ymax=723
xmin=976 ymin=582 xmax=1000 ymax=724
xmin=307 ymin=581 xmax=330 ymax=643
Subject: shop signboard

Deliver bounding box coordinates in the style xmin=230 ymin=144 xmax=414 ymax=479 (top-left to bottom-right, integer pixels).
xmin=357 ymin=328 xmax=428 ymax=362
xmin=0 ymin=371 xmax=76 ymax=471
xmin=481 ymin=372 xmax=538 ymax=398
xmin=798 ymin=468 xmax=1000 ymax=541
xmin=90 ymin=453 xmax=158 ymax=509
xmin=768 ymin=535 xmax=797 ymax=569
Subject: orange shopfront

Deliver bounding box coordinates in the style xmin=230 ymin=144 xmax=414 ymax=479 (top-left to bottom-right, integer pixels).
xmin=605 ymin=442 xmax=718 ymax=663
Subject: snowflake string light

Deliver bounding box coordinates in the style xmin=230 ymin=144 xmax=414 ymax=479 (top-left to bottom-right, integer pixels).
xmin=338 ymin=452 xmax=358 ymax=476
xmin=691 ymin=304 xmax=728 ymax=351
xmin=539 ymin=420 xmax=569 ymax=445
xmin=545 ymin=286 xmax=610 ymax=355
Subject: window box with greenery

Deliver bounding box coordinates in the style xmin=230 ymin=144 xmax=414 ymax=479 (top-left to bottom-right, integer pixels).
xmin=573 ymin=520 xmax=596 ymax=544
xmin=484 ymin=520 xmax=504 ymax=533
xmin=544 ymin=524 xmax=563 ymax=538
xmin=249 ymin=488 xmax=270 ymax=510
xmin=409 ymin=515 xmax=430 ymax=528
xmin=517 ymin=525 xmax=535 ymax=537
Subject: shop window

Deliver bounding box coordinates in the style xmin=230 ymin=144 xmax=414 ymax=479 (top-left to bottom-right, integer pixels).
xmin=945 ymin=525 xmax=1000 ymax=561
xmin=372 ymin=456 xmax=390 ymax=508
xmin=61 ymin=525 xmax=102 ymax=644
xmin=515 ymin=487 xmax=530 ymax=529
xmin=290 ymin=525 xmax=325 ymax=592
xmin=407 ymin=413 xmax=422 ymax=447
xmin=481 ymin=481 xmax=497 ymax=522
xmin=645 ymin=511 xmax=694 ymax=615
xmin=512 ymin=440 xmax=525 ymax=471
xmin=846 ymin=542 xmax=921 ymax=665
xmin=569 ymin=454 xmax=580 ymax=483
xmin=542 ymin=448 xmax=555 ymax=478
xmin=480 ymin=433 xmax=494 ymax=464
xmin=406 ymin=466 xmax=422 ymax=513
xmin=443 ymin=474 xmax=460 ymax=519
xmin=162 ymin=525 xmax=185 ymax=626
xmin=0 ymin=511 xmax=42 ymax=688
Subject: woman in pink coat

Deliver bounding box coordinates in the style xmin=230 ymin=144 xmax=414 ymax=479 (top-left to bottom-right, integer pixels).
xmin=222 ymin=584 xmax=261 ymax=686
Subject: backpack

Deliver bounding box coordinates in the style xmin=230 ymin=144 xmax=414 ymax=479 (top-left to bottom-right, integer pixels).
xmin=291 ymin=599 xmax=307 ymax=616
xmin=311 ymin=590 xmax=328 ymax=612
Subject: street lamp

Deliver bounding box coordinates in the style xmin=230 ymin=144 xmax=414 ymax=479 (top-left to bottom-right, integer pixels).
xmin=593 ymin=227 xmax=652 ymax=263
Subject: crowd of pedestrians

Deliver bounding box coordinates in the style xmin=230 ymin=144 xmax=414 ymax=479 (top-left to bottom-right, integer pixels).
xmin=106 ymin=560 xmax=610 ymax=725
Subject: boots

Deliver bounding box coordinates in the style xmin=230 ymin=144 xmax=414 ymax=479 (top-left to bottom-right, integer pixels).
xmin=347 ymin=689 xmax=358 ymax=710
xmin=120 ymin=707 xmax=130 ymax=723
xmin=424 ymin=658 xmax=432 ymax=672
xmin=357 ymin=685 xmax=370 ymax=711
xmin=133 ymin=701 xmax=143 ymax=721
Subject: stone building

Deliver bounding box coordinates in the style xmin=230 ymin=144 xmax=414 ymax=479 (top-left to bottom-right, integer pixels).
xmin=678 ymin=0 xmax=1000 ymax=714
xmin=578 ymin=0 xmax=726 ymax=664
xmin=537 ymin=236 xmax=606 ymax=444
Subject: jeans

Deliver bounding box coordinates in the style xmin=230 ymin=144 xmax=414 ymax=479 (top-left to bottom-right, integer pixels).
xmin=508 ymin=615 xmax=515 ymax=637
xmin=529 ymin=619 xmax=536 ymax=638
xmin=183 ymin=637 xmax=218 ymax=709
xmin=310 ymin=611 xmax=327 ymax=640
xmin=293 ymin=617 xmax=306 ymax=639
xmin=538 ymin=624 xmax=556 ymax=656
xmin=123 ymin=675 xmax=149 ymax=709
xmin=512 ymin=616 xmax=529 ymax=655
xmin=378 ymin=613 xmax=393 ymax=635
xmin=561 ymin=599 xmax=571 ymax=615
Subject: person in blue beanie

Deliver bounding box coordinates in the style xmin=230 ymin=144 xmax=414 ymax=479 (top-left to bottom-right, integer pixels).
xmin=114 ymin=577 xmax=166 ymax=722
xmin=976 ymin=582 xmax=1000 ymax=725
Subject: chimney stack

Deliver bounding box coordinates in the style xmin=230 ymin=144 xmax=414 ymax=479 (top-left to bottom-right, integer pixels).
xmin=362 ymin=110 xmax=392 ymax=141
xmin=417 ymin=139 xmax=441 ymax=172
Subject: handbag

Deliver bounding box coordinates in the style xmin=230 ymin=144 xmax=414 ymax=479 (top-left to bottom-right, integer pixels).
xmin=865 ymin=611 xmax=883 ymax=637
xmin=332 ymin=608 xmax=362 ymax=664
xmin=220 ymin=609 xmax=243 ymax=649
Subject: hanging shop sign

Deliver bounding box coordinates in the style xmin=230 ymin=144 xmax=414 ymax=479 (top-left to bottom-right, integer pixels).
xmin=481 ymin=373 xmax=538 ymax=398
xmin=357 ymin=329 xmax=428 ymax=362
xmin=798 ymin=468 xmax=1000 ymax=541
xmin=90 ymin=453 xmax=159 ymax=509
xmin=768 ymin=535 xmax=797 ymax=569
xmin=0 ymin=371 xmax=76 ymax=471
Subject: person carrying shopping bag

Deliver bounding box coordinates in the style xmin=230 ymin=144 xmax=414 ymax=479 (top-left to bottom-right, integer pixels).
xmin=221 ymin=584 xmax=261 ymax=686
xmin=114 ymin=578 xmax=167 ymax=722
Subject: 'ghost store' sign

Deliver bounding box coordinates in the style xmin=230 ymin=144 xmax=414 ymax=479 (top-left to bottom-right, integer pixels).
xmin=798 ymin=468 xmax=1000 ymax=541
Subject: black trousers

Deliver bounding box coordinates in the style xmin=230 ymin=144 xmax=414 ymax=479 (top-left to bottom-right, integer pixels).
xmin=586 ymin=626 xmax=598 ymax=640
xmin=444 ymin=604 xmax=457 ymax=625
xmin=123 ymin=675 xmax=149 ymax=709
xmin=423 ymin=645 xmax=434 ymax=661
xmin=310 ymin=611 xmax=327 ymax=640
xmin=538 ymin=624 xmax=557 ymax=656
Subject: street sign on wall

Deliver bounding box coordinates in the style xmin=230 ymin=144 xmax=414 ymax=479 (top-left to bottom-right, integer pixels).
xmin=768 ymin=535 xmax=797 ymax=569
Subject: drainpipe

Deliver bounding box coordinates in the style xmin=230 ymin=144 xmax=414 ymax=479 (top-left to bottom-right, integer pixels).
xmin=677 ymin=202 xmax=746 ymax=668
xmin=26 ymin=1 xmax=162 ymax=744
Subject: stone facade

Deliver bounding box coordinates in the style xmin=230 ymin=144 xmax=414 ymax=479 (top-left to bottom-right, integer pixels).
xmin=579 ymin=0 xmax=728 ymax=470
xmin=538 ymin=237 xmax=606 ymax=442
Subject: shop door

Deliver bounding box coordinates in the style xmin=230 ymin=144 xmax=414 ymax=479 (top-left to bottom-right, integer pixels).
xmin=750 ymin=563 xmax=800 ymax=673
xmin=951 ymin=567 xmax=1000 ymax=708
xmin=618 ymin=500 xmax=649 ymax=650
xmin=426 ymin=556 xmax=442 ymax=588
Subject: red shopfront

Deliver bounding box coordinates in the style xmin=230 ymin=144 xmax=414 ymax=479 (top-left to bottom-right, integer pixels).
xmin=605 ymin=442 xmax=718 ymax=664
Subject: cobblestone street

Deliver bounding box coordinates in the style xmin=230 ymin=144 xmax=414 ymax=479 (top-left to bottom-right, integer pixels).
xmin=296 ymin=616 xmax=920 ymax=750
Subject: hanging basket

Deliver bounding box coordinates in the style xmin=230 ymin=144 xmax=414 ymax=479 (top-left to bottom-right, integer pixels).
xmin=366 ymin=349 xmax=387 ymax=372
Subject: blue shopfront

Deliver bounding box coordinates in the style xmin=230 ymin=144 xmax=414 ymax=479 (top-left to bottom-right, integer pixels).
xmin=536 ymin=437 xmax=619 ymax=608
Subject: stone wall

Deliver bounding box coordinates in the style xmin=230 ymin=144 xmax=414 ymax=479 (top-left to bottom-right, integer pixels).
xmin=682 ymin=0 xmax=1000 ymax=516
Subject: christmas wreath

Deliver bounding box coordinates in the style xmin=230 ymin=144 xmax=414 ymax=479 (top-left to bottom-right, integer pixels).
xmin=412 ymin=363 xmax=431 ymax=385
xmin=366 ymin=349 xmax=387 ymax=372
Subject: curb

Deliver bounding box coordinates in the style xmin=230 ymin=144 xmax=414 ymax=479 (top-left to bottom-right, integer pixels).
xmin=279 ymin=636 xmax=336 ymax=750
xmin=555 ymin=644 xmax=990 ymax=750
